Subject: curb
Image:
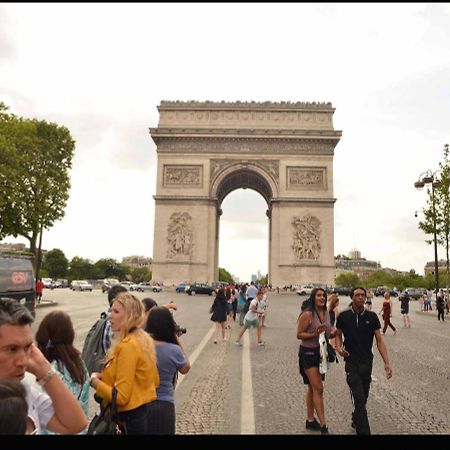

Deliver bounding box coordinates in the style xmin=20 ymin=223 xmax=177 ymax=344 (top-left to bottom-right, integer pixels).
xmin=36 ymin=300 xmax=58 ymax=308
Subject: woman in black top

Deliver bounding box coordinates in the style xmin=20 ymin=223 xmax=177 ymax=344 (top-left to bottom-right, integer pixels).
xmin=210 ymin=288 xmax=228 ymax=343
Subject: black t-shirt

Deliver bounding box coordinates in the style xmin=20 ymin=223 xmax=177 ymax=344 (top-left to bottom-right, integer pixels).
xmin=400 ymin=294 xmax=410 ymax=310
xmin=336 ymin=306 xmax=381 ymax=361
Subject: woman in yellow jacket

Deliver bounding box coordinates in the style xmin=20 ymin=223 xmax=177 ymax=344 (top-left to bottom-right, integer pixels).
xmin=90 ymin=292 xmax=159 ymax=434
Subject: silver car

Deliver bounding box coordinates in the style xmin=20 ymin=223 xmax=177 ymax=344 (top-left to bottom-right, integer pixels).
xmin=136 ymin=282 xmax=162 ymax=293
xmin=71 ymin=280 xmax=93 ymax=291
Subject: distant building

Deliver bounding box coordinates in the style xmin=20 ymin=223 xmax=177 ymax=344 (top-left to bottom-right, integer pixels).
xmin=0 ymin=242 xmax=28 ymax=253
xmin=251 ymin=274 xmax=257 ymax=283
xmin=424 ymin=259 xmax=448 ymax=276
xmin=335 ymin=249 xmax=408 ymax=280
xmin=122 ymin=255 xmax=152 ymax=270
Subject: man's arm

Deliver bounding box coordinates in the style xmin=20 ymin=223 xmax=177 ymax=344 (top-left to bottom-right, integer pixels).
xmin=374 ymin=329 xmax=393 ymax=379
xmin=27 ymin=345 xmax=88 ymax=434
xmin=334 ymin=328 xmax=349 ymax=357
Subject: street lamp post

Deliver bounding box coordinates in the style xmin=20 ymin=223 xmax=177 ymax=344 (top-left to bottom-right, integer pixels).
xmin=414 ymin=170 xmax=440 ymax=293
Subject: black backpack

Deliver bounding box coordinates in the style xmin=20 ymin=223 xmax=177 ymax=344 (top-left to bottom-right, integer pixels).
xmin=81 ymin=312 xmax=108 ymax=375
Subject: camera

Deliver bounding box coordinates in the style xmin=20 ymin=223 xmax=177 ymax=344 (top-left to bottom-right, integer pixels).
xmin=175 ymin=324 xmax=187 ymax=335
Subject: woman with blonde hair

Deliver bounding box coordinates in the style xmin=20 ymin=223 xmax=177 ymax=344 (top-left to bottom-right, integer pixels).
xmin=90 ymin=292 xmax=160 ymax=434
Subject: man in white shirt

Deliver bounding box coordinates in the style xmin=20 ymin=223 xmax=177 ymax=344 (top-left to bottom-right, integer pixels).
xmin=0 ymin=297 xmax=88 ymax=434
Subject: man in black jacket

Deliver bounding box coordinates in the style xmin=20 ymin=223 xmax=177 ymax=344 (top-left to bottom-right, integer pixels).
xmin=335 ymin=287 xmax=393 ymax=435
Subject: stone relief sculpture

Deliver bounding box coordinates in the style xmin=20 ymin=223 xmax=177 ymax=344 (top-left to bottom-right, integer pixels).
xmin=288 ymin=168 xmax=325 ymax=188
xmin=292 ymin=215 xmax=321 ymax=260
xmin=167 ymin=212 xmax=194 ymax=258
xmin=164 ymin=166 xmax=201 ymax=186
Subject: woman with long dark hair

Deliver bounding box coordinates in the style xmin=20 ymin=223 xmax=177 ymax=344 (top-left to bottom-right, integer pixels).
xmin=210 ymin=288 xmax=228 ymax=343
xmin=145 ymin=306 xmax=190 ymax=434
xmin=35 ymin=310 xmax=90 ymax=434
xmin=296 ymin=288 xmax=333 ymax=434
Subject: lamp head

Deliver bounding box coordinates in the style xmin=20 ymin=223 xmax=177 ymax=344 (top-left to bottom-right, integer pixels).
xmin=414 ymin=181 xmax=425 ymax=190
xmin=422 ymin=176 xmax=434 ymax=184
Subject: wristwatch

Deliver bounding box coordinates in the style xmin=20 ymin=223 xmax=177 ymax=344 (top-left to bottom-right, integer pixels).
xmin=37 ymin=368 xmax=56 ymax=387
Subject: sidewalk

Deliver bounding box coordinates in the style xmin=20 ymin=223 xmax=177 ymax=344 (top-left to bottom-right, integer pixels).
xmin=35 ymin=299 xmax=58 ymax=308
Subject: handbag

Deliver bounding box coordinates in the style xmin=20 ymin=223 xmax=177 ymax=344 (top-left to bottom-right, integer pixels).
xmin=87 ymin=387 xmax=127 ymax=435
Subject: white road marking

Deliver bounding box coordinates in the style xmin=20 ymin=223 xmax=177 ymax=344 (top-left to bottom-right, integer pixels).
xmin=175 ymin=325 xmax=215 ymax=390
xmin=240 ymin=331 xmax=255 ymax=434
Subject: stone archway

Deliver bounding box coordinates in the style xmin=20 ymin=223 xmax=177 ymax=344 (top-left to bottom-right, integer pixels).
xmin=149 ymin=101 xmax=341 ymax=287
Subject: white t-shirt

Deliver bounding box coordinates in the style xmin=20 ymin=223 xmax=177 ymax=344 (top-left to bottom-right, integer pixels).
xmin=22 ymin=375 xmax=54 ymax=434
xmin=244 ymin=298 xmax=264 ymax=322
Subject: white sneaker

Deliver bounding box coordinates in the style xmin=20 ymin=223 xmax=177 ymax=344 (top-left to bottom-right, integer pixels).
xmin=257 ymin=341 xmax=265 ymax=347
xmin=234 ymin=341 xmax=242 ymax=346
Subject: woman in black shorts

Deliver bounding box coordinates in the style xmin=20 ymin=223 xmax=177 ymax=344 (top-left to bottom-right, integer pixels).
xmin=296 ymin=287 xmax=334 ymax=434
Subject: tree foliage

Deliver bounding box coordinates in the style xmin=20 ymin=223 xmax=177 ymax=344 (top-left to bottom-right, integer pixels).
xmin=418 ymin=144 xmax=450 ymax=291
xmin=42 ymin=248 xmax=68 ymax=279
xmin=335 ymin=272 xmax=361 ymax=287
xmin=218 ymin=267 xmax=234 ymax=284
xmin=0 ymin=103 xmax=75 ymax=277
xmin=129 ymin=267 xmax=152 ymax=283
xmin=93 ymin=258 xmax=129 ymax=280
xmin=68 ymin=256 xmax=94 ymax=281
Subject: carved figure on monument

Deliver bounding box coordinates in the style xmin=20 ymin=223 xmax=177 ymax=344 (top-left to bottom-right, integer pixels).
xmin=291 ymin=215 xmax=321 ymax=260
xmin=167 ymin=212 xmax=194 ymax=258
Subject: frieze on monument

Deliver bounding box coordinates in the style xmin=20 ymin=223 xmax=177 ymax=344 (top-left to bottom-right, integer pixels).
xmin=157 ymin=139 xmax=335 ymax=155
xmin=291 ymin=215 xmax=321 ymax=261
xmin=287 ymin=167 xmax=327 ymax=190
xmin=163 ymin=165 xmax=202 ymax=187
xmin=166 ymin=212 xmax=194 ymax=258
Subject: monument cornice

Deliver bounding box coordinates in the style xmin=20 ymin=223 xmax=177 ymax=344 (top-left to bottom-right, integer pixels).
xmin=158 ymin=100 xmax=335 ymax=112
xmin=150 ymin=128 xmax=341 ymax=139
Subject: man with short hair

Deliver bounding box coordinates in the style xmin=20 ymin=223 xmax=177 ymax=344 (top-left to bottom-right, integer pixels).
xmin=335 ymin=287 xmax=392 ymax=435
xmin=0 ymin=297 xmax=87 ymax=434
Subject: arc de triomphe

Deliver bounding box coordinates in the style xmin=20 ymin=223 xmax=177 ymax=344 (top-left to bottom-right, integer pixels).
xmin=149 ymin=101 xmax=341 ymax=287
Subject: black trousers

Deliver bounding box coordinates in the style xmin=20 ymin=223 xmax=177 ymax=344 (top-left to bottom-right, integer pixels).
xmin=345 ymin=358 xmax=373 ymax=435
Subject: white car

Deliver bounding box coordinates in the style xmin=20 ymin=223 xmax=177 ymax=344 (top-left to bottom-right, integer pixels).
xmin=296 ymin=284 xmax=316 ymax=296
xmin=120 ymin=281 xmax=139 ymax=291
xmin=71 ymin=280 xmax=93 ymax=291
xmin=136 ymin=282 xmax=162 ymax=293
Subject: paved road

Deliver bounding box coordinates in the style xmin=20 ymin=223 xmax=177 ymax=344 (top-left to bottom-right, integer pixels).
xmin=33 ymin=289 xmax=450 ymax=434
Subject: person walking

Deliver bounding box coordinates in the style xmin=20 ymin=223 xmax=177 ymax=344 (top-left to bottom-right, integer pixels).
xmin=89 ymin=292 xmax=160 ymax=434
xmin=35 ymin=278 xmax=44 ymax=304
xmin=399 ymin=290 xmax=411 ymax=328
xmin=145 ymin=306 xmax=191 ymax=434
xmin=335 ymin=287 xmax=393 ymax=435
xmin=296 ymin=287 xmax=333 ymax=435
xmin=379 ymin=291 xmax=397 ymax=335
xmin=35 ymin=310 xmax=90 ymax=434
xmin=235 ymin=288 xmax=266 ymax=347
xmin=210 ymin=288 xmax=228 ymax=343
xmin=436 ymin=289 xmax=445 ymax=322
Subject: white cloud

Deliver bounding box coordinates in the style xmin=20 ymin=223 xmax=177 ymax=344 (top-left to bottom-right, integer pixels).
xmin=2 ymin=3 xmax=450 ymax=281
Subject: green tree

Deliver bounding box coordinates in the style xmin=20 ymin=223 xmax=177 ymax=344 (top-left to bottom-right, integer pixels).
xmin=335 ymin=272 xmax=361 ymax=287
xmin=68 ymin=256 xmax=93 ymax=281
xmin=42 ymin=248 xmax=68 ymax=279
xmin=129 ymin=267 xmax=152 ymax=283
xmin=418 ymin=144 xmax=450 ymax=294
xmin=0 ymin=103 xmax=75 ymax=278
xmin=94 ymin=258 xmax=128 ymax=280
xmin=218 ymin=267 xmax=234 ymax=284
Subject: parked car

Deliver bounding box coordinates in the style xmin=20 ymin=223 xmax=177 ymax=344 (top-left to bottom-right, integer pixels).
xmin=331 ymin=286 xmax=353 ymax=296
xmin=186 ymin=282 xmax=214 ymax=296
xmin=374 ymin=286 xmax=398 ymax=297
xmin=119 ymin=281 xmax=139 ymax=291
xmin=136 ymin=282 xmax=162 ymax=293
xmin=42 ymin=278 xmax=55 ymax=289
xmin=404 ymin=287 xmax=426 ymax=300
xmin=54 ymin=279 xmax=69 ymax=288
xmin=71 ymin=280 xmax=93 ymax=291
xmin=102 ymin=278 xmax=120 ymax=293
xmin=175 ymin=283 xmax=189 ymax=293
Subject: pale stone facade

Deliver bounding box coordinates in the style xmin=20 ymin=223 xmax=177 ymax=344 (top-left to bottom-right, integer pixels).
xmin=150 ymin=101 xmax=341 ymax=287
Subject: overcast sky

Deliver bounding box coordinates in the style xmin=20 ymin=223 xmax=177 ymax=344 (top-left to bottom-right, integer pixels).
xmin=2 ymin=3 xmax=450 ymax=282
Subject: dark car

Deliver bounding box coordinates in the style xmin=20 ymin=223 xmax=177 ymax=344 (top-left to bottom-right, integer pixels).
xmin=404 ymin=288 xmax=426 ymax=300
xmin=332 ymin=286 xmax=352 ymax=296
xmin=175 ymin=283 xmax=189 ymax=293
xmin=375 ymin=286 xmax=398 ymax=297
xmin=0 ymin=254 xmax=36 ymax=317
xmin=186 ymin=282 xmax=214 ymax=296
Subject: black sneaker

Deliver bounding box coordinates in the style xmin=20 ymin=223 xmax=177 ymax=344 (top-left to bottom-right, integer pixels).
xmin=320 ymin=425 xmax=329 ymax=435
xmin=305 ymin=418 xmax=321 ymax=431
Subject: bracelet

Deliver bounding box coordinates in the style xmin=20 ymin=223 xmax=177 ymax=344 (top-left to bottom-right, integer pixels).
xmin=37 ymin=368 xmax=56 ymax=387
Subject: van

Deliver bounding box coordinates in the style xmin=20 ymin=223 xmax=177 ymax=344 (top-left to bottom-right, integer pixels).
xmin=0 ymin=254 xmax=36 ymax=317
